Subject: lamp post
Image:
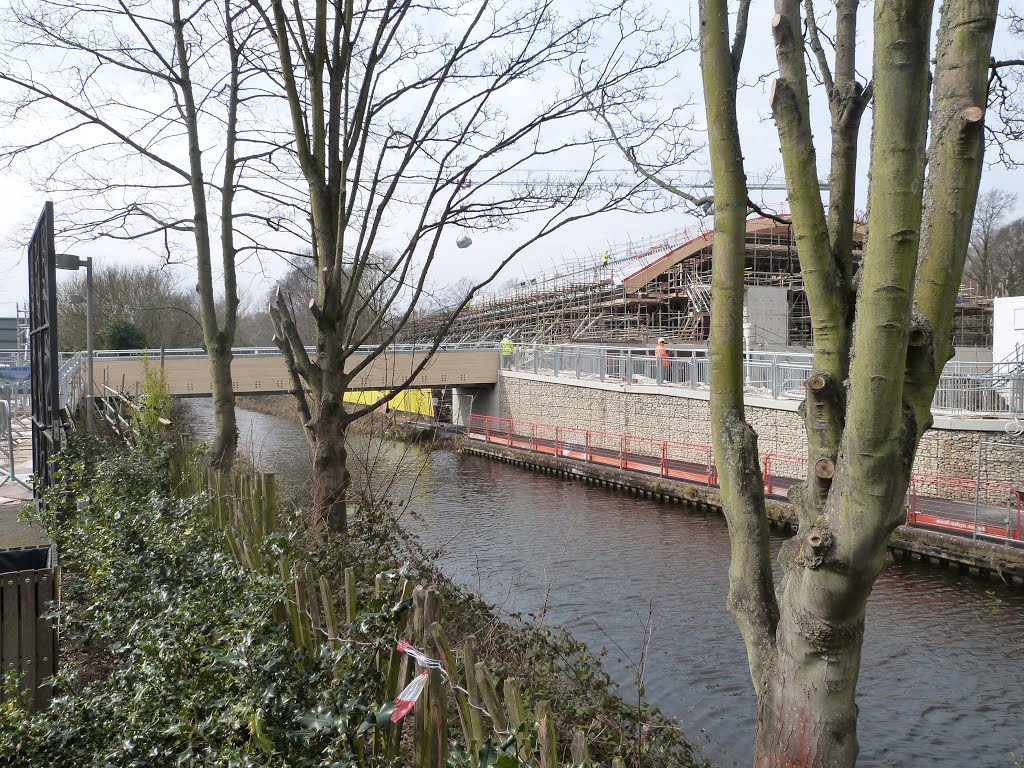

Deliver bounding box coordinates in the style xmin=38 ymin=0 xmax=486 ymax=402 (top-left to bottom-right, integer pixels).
xmin=56 ymin=253 xmax=94 ymax=434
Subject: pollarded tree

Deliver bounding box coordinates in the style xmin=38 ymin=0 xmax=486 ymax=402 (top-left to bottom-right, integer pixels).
xmin=699 ymin=0 xmax=1000 ymax=765
xmin=253 ymin=0 xmax=680 ymax=531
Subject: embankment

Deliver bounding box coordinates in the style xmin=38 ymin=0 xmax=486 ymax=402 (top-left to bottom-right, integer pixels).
xmin=462 ymin=437 xmax=1024 ymax=584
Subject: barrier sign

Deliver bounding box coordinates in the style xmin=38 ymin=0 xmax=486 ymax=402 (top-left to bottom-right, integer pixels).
xmin=0 ymin=366 xmax=31 ymax=382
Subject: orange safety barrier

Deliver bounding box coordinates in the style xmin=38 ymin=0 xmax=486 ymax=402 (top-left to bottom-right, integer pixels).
xmin=467 ymin=415 xmax=1023 ymax=544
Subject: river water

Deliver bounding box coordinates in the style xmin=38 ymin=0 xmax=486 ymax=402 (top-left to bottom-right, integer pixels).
xmin=187 ymin=400 xmax=1024 ymax=767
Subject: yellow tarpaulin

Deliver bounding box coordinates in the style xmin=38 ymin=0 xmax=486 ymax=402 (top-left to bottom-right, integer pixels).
xmin=342 ymin=388 xmax=434 ymax=418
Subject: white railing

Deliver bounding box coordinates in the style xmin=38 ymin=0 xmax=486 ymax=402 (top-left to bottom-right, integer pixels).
xmin=509 ymin=344 xmax=1024 ymax=419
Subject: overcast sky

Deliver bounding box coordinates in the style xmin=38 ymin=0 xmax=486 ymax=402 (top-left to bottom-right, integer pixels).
xmin=0 ymin=1 xmax=1021 ymax=317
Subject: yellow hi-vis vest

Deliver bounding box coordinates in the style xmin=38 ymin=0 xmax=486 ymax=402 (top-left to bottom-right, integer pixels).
xmin=500 ymin=338 xmax=514 ymax=354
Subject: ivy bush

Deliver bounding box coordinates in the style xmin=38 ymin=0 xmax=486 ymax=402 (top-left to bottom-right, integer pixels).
xmin=2 ymin=440 xmax=398 ymax=767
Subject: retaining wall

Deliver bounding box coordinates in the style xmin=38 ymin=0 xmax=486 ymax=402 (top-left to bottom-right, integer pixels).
xmin=496 ymin=372 xmax=1024 ymax=485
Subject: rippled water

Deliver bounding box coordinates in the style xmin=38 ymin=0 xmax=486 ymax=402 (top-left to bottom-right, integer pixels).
xmin=186 ymin=400 xmax=1024 ymax=767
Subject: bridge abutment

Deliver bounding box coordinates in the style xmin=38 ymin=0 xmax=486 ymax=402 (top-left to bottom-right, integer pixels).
xmin=452 ymin=385 xmax=499 ymax=427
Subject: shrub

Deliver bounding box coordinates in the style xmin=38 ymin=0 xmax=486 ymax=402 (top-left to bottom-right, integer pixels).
xmin=132 ymin=355 xmax=173 ymax=449
xmin=99 ymin=317 xmax=147 ymax=350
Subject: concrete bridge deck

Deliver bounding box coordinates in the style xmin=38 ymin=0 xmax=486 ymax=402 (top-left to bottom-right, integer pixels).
xmin=88 ymin=345 xmax=499 ymax=397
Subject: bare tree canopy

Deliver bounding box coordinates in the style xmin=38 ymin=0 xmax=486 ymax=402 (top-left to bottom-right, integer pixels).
xmin=254 ymin=0 xmax=684 ymax=531
xmin=968 ymin=188 xmax=1020 ymax=295
xmin=0 ymin=0 xmax=288 ymax=469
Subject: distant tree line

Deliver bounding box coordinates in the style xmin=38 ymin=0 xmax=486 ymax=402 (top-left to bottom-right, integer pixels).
xmin=968 ymin=188 xmax=1024 ymax=297
xmin=56 ymin=263 xmax=326 ymax=352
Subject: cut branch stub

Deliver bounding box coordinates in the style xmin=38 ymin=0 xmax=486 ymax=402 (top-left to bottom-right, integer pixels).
xmin=961 ymin=106 xmax=984 ymax=126
xmin=770 ymin=14 xmax=791 ymax=47
xmin=814 ymin=458 xmax=835 ymax=480
xmin=908 ymin=328 xmax=928 ymax=347
xmin=801 ymin=526 xmax=834 ymax=568
xmin=806 ymin=374 xmax=829 ymax=393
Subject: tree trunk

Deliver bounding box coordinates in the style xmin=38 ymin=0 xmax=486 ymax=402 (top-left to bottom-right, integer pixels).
xmin=311 ymin=394 xmax=350 ymax=533
xmin=753 ymin=584 xmax=864 ymax=768
xmin=700 ymin=0 xmax=780 ymax=701
xmin=208 ymin=341 xmax=237 ymax=471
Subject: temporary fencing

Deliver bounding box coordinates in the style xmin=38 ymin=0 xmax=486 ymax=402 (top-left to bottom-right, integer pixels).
xmin=468 ymin=415 xmax=1023 ymax=545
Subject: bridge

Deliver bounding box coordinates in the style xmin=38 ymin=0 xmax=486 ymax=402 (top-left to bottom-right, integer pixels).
xmin=76 ymin=345 xmax=500 ymax=397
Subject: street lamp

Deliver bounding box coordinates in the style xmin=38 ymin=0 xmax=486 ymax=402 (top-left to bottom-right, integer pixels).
xmin=55 ymin=253 xmax=94 ymax=434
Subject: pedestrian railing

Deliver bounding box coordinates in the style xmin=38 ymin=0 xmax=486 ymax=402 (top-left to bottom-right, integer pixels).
xmin=467 ymin=414 xmax=1023 ymax=545
xmin=509 ymin=344 xmax=1024 ymax=418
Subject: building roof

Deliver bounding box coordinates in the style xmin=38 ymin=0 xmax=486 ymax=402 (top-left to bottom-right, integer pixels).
xmin=621 ymin=215 xmax=866 ymax=292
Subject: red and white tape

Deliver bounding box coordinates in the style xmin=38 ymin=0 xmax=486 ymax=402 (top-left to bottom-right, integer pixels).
xmin=390 ymin=640 xmax=446 ymax=723
xmin=392 ymin=672 xmax=429 ymax=722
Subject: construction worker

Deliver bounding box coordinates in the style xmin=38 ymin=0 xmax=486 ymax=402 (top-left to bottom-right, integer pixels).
xmin=655 ymin=337 xmax=672 ymax=383
xmin=602 ymin=250 xmax=610 ymax=267
xmin=500 ymin=334 xmax=515 ymax=370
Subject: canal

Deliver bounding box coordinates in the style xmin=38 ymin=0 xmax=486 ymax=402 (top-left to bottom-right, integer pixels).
xmin=187 ymin=400 xmax=1024 ymax=767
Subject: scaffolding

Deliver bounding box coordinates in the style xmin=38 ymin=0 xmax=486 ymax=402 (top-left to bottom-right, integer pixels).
xmin=410 ymin=217 xmax=989 ymax=348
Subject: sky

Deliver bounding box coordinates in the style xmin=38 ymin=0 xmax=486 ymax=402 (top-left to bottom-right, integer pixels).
xmin=0 ymin=1 xmax=1021 ymax=318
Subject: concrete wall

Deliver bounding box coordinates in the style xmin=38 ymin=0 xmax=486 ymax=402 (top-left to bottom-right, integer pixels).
xmin=745 ymin=286 xmax=789 ymax=349
xmin=497 ymin=372 xmax=1024 ymax=487
xmin=993 ymin=295 xmax=1024 ymax=364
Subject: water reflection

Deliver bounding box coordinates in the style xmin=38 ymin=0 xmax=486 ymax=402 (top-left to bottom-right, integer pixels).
xmin=185 ymin=400 xmax=1024 ymax=767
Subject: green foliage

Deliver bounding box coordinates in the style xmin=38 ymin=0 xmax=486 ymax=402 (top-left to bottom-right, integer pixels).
xmin=4 ymin=442 xmax=397 ymax=767
xmin=132 ymin=355 xmax=173 ymax=449
xmin=99 ymin=316 xmax=148 ymax=350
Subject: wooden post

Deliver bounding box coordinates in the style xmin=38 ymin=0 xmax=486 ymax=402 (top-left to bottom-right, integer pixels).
xmin=464 ymin=636 xmax=486 ymax=749
xmin=430 ymin=622 xmax=475 ymax=756
xmin=502 ymin=676 xmax=528 ymax=757
xmin=344 ymin=566 xmax=357 ymax=624
xmin=474 ymin=662 xmax=508 ymax=733
xmin=412 ymin=587 xmax=431 ymax=767
xmin=570 ymin=731 xmax=591 ymax=767
xmin=424 ymin=589 xmax=447 ymax=767
xmin=535 ymin=700 xmax=558 ymax=768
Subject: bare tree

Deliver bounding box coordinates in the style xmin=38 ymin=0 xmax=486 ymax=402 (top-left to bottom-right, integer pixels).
xmin=968 ymin=188 xmax=1018 ymax=295
xmin=254 ymin=0 xmax=679 ymax=531
xmin=0 ymin=0 xmax=278 ymax=469
xmin=695 ymin=0 xmax=1001 ymax=764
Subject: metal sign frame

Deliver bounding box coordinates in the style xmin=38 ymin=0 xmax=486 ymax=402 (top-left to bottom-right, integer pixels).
xmin=27 ymin=201 xmax=60 ymax=496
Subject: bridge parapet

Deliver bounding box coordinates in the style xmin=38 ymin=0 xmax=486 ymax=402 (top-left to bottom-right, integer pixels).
xmin=67 ymin=344 xmax=499 ymax=397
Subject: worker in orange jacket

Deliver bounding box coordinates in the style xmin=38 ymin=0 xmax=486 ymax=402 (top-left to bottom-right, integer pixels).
xmin=655 ymin=337 xmax=672 ymax=383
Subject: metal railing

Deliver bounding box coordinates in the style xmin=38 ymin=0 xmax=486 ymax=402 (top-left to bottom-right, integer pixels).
xmin=467 ymin=414 xmax=1023 ymax=545
xmin=0 ymin=380 xmax=31 ymax=420
xmin=508 ymin=344 xmax=1024 ymax=418
xmin=0 ymin=396 xmax=30 ymax=490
